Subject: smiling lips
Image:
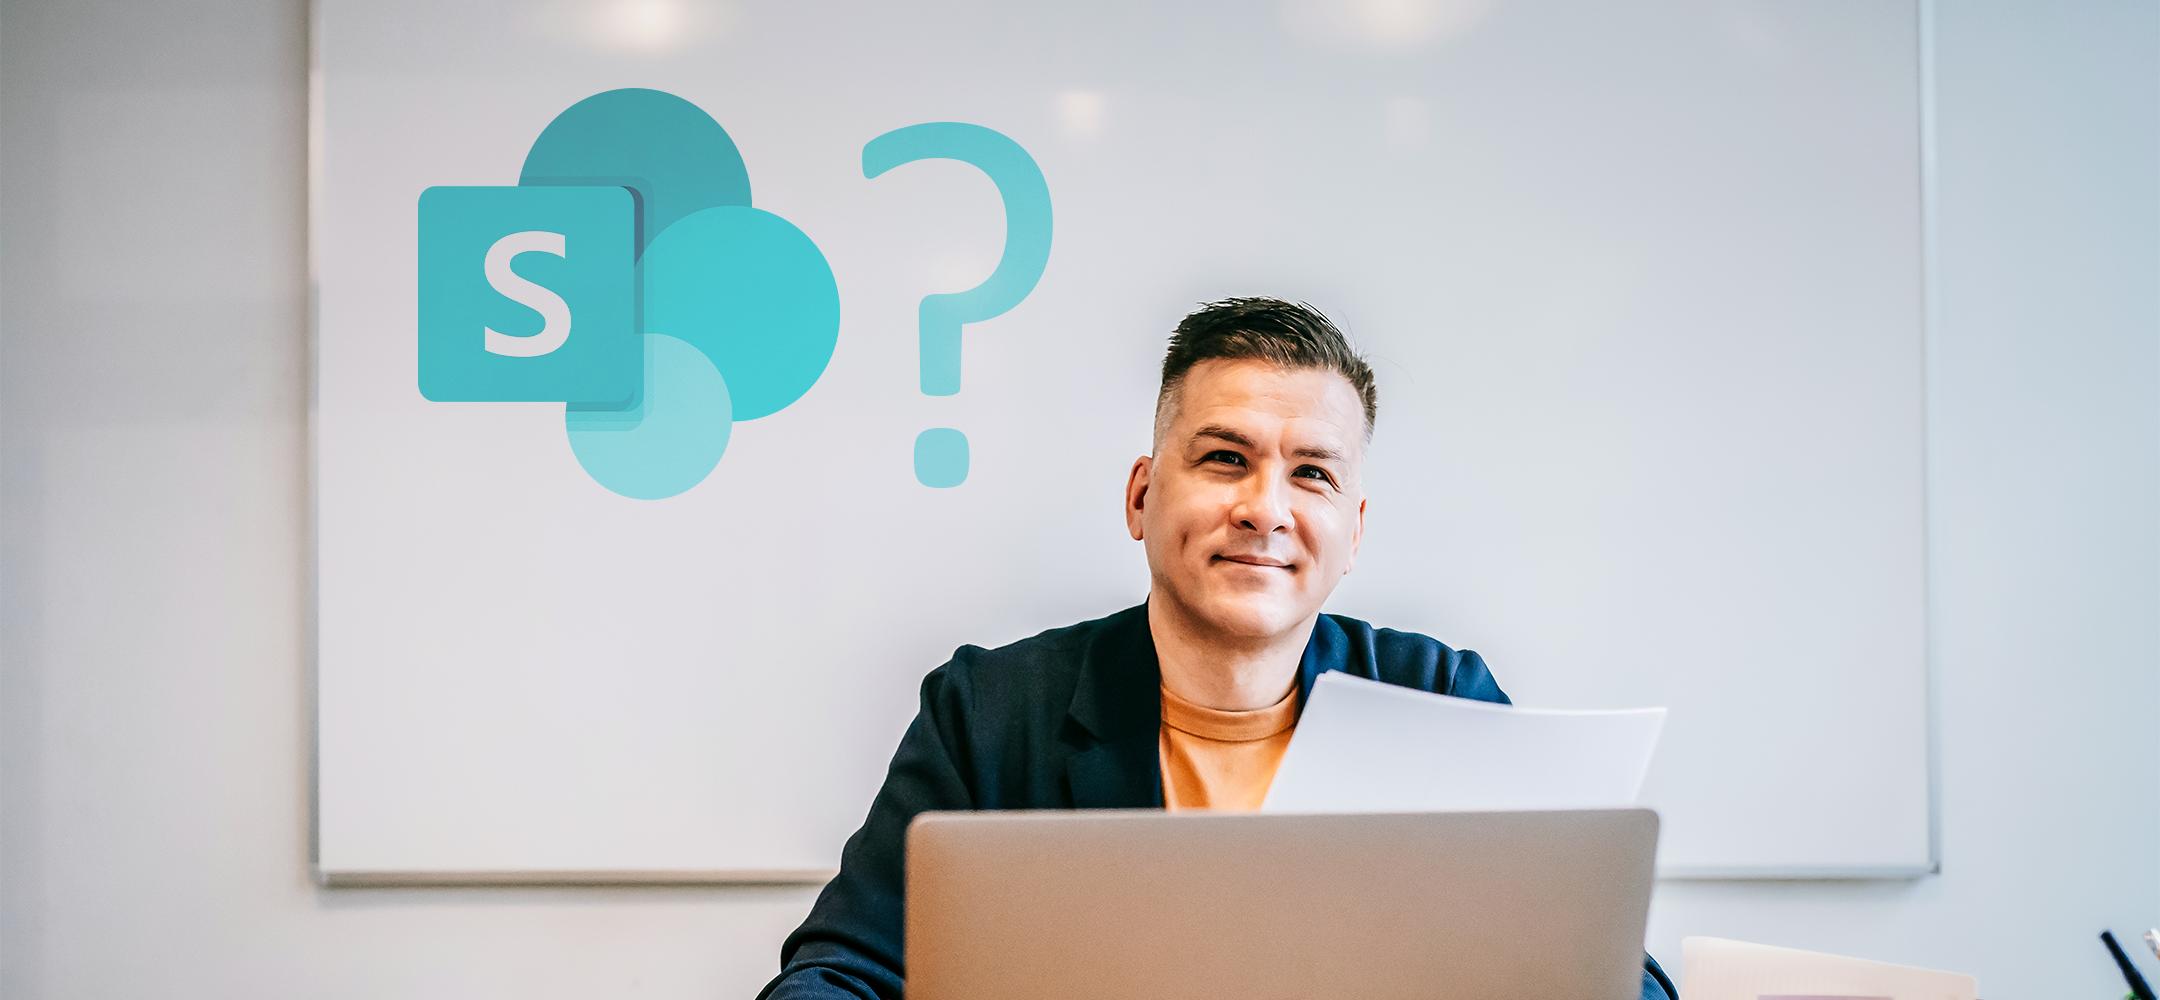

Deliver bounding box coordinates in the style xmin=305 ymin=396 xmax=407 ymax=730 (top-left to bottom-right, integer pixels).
xmin=1213 ymin=554 xmax=1295 ymax=571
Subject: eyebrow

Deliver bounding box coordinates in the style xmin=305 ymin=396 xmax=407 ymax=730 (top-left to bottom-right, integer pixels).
xmin=1192 ymin=425 xmax=1346 ymax=463
xmin=1192 ymin=425 xmax=1256 ymax=448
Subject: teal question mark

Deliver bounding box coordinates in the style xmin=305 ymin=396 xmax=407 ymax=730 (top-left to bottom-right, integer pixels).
xmin=864 ymin=123 xmax=1052 ymax=488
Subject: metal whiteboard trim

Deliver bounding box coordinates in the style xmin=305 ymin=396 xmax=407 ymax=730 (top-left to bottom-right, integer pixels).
xmin=316 ymin=867 xmax=838 ymax=888
xmin=1655 ymin=864 xmax=1934 ymax=883
xmin=305 ymin=0 xmax=327 ymax=878
xmin=1916 ymin=0 xmax=1948 ymax=885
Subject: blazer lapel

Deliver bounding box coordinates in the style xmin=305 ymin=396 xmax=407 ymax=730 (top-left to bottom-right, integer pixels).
xmin=1067 ymin=737 xmax=1161 ymax=809
xmin=1065 ymin=604 xmax=1164 ymax=809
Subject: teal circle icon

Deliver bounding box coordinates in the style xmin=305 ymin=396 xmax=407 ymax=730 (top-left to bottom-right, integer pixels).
xmin=642 ymin=206 xmax=841 ymax=422
xmin=520 ymin=88 xmax=753 ymax=256
xmin=565 ymin=334 xmax=732 ymax=500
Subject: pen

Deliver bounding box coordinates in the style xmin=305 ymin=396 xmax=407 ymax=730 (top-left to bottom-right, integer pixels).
xmin=2104 ymin=931 xmax=2155 ymax=1000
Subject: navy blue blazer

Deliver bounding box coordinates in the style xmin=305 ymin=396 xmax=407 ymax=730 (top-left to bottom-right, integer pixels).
xmin=760 ymin=604 xmax=1676 ymax=1000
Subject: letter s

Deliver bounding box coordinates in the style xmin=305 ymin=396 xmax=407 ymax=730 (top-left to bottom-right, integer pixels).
xmin=481 ymin=231 xmax=572 ymax=357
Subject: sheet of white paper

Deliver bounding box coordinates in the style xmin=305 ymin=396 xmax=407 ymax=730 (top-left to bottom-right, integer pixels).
xmin=1261 ymin=672 xmax=1668 ymax=813
xmin=1680 ymin=937 xmax=1977 ymax=1000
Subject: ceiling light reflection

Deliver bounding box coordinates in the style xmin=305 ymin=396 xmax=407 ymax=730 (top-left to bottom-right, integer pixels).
xmin=1282 ymin=0 xmax=1492 ymax=51
xmin=533 ymin=0 xmax=736 ymax=55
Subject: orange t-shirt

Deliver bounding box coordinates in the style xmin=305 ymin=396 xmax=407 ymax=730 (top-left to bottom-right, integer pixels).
xmin=1158 ymin=682 xmax=1298 ymax=811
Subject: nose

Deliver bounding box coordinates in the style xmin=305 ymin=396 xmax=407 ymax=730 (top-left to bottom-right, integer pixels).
xmin=1231 ymin=471 xmax=1294 ymax=536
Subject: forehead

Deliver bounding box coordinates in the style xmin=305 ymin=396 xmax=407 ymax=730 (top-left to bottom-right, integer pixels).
xmin=1174 ymin=359 xmax=1366 ymax=438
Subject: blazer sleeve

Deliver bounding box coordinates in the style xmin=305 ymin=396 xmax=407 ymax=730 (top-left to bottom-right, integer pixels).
xmin=1644 ymin=953 xmax=1678 ymax=1000
xmin=1445 ymin=647 xmax=1511 ymax=706
xmin=757 ymin=658 xmax=978 ymax=1000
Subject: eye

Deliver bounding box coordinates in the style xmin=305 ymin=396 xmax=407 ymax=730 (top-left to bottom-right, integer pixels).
xmin=1204 ymin=450 xmax=1246 ymax=467
xmin=1293 ymin=465 xmax=1336 ymax=486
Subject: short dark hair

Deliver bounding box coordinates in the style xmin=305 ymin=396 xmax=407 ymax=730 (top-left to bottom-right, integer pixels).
xmin=1154 ymin=297 xmax=1377 ymax=448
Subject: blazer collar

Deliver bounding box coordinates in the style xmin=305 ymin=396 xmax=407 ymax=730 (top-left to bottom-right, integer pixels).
xmin=1063 ymin=605 xmax=1349 ymax=809
xmin=1294 ymin=612 xmax=1348 ymax=718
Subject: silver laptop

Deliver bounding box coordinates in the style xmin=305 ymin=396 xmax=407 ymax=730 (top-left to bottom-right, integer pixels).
xmin=906 ymin=808 xmax=1658 ymax=1000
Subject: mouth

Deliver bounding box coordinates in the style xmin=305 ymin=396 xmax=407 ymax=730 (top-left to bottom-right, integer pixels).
xmin=1212 ymin=554 xmax=1294 ymax=571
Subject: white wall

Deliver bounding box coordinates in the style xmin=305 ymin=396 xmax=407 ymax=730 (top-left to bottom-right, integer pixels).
xmin=1644 ymin=4 xmax=2160 ymax=997
xmin=0 ymin=1 xmax=2150 ymax=998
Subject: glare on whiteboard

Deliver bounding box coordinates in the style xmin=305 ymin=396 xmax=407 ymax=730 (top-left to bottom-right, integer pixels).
xmin=532 ymin=0 xmax=737 ymax=53
xmin=1283 ymin=0 xmax=1492 ymax=50
xmin=1057 ymin=90 xmax=1108 ymax=141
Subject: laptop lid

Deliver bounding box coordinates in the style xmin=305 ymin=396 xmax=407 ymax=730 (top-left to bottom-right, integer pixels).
xmin=906 ymin=808 xmax=1658 ymax=1000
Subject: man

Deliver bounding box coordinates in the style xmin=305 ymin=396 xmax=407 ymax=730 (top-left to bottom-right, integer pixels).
xmin=759 ymin=298 xmax=1676 ymax=1000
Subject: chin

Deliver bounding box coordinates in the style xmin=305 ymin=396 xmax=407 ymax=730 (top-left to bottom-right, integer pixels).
xmin=1188 ymin=595 xmax=1309 ymax=641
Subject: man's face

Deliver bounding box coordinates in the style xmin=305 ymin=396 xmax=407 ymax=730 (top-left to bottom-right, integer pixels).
xmin=1126 ymin=358 xmax=1368 ymax=641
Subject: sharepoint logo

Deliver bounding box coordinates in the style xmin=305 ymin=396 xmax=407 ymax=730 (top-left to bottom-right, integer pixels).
xmin=419 ymin=88 xmax=1051 ymax=499
xmin=417 ymin=88 xmax=841 ymax=500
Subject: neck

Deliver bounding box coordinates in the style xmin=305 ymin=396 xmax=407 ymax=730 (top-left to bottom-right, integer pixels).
xmin=1147 ymin=594 xmax=1317 ymax=712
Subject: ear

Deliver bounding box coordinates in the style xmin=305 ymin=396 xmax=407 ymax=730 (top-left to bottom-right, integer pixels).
xmin=1343 ymin=496 xmax=1366 ymax=575
xmin=1125 ymin=455 xmax=1153 ymax=541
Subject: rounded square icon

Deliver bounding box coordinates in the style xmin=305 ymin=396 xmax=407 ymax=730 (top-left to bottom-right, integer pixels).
xmin=418 ymin=185 xmax=637 ymax=403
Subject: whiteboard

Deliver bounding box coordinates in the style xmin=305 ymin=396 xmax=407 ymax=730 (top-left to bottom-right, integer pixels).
xmin=314 ymin=0 xmax=1929 ymax=881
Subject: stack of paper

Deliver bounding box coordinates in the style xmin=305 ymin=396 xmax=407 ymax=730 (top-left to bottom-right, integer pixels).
xmin=1682 ymin=937 xmax=1977 ymax=1000
xmin=1261 ymin=671 xmax=1667 ymax=813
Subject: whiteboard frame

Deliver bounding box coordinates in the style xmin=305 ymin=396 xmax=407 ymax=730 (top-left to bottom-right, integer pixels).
xmin=303 ymin=0 xmax=1949 ymax=887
